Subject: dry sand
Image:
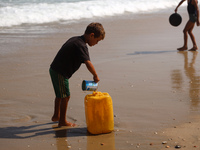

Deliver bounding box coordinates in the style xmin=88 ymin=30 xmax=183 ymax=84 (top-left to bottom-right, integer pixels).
xmin=1 ymin=7 xmax=200 ymax=150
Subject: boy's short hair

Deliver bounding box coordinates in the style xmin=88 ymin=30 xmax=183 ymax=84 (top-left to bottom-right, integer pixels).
xmin=84 ymin=22 xmax=105 ymax=40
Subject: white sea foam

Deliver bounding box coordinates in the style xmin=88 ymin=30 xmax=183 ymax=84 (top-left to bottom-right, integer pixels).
xmin=0 ymin=0 xmax=182 ymax=27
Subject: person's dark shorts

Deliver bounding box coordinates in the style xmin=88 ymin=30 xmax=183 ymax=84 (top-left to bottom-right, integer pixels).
xmin=189 ymin=14 xmax=197 ymax=23
xmin=49 ymin=68 xmax=70 ymax=98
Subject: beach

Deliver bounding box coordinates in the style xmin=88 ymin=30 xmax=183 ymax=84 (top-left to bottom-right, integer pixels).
xmin=1 ymin=7 xmax=200 ymax=150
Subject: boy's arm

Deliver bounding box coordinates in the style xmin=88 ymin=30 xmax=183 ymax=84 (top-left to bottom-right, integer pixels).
xmin=84 ymin=60 xmax=100 ymax=83
xmin=193 ymin=0 xmax=200 ymax=26
xmin=175 ymin=0 xmax=186 ymax=12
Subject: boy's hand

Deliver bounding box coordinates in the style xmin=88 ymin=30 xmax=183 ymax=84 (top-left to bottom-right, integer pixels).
xmin=85 ymin=60 xmax=100 ymax=83
xmin=93 ymin=75 xmax=100 ymax=83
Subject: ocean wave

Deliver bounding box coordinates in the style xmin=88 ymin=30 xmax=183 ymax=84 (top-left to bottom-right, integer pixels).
xmin=0 ymin=0 xmax=181 ymax=27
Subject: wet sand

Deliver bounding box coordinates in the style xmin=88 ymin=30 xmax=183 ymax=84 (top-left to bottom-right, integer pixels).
xmin=1 ymin=7 xmax=200 ymax=150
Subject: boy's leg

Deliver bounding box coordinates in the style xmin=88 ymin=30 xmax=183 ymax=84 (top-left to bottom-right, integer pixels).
xmin=52 ymin=97 xmax=61 ymax=122
xmin=49 ymin=68 xmax=75 ymax=127
xmin=59 ymin=96 xmax=76 ymax=127
xmin=188 ymin=23 xmax=198 ymax=51
xmin=178 ymin=21 xmax=196 ymax=51
xmin=177 ymin=21 xmax=190 ymax=51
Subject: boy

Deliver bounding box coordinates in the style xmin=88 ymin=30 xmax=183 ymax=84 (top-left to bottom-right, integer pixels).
xmin=175 ymin=0 xmax=200 ymax=51
xmin=49 ymin=22 xmax=105 ymax=127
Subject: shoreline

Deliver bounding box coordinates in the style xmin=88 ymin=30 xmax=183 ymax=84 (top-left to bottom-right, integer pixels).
xmin=1 ymin=7 xmax=200 ymax=150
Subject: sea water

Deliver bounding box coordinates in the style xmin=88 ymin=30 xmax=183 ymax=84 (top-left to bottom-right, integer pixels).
xmin=0 ymin=0 xmax=184 ymax=28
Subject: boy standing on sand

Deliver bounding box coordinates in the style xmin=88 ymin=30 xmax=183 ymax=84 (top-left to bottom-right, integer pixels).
xmin=49 ymin=22 xmax=105 ymax=127
xmin=175 ymin=0 xmax=200 ymax=51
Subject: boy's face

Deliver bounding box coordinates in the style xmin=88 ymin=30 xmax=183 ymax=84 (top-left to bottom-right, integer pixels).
xmin=87 ymin=33 xmax=102 ymax=47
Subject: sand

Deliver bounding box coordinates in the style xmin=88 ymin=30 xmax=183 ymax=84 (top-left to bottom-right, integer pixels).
xmin=1 ymin=7 xmax=200 ymax=150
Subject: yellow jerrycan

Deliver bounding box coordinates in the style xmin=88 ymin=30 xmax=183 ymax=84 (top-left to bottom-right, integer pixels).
xmin=84 ymin=91 xmax=114 ymax=134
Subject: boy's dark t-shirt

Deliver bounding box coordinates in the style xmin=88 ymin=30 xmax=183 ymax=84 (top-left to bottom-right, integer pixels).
xmin=50 ymin=35 xmax=90 ymax=79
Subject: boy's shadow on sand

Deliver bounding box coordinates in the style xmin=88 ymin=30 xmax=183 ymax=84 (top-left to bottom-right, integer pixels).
xmin=0 ymin=122 xmax=89 ymax=139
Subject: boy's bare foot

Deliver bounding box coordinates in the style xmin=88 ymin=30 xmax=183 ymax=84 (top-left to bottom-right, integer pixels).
xmin=177 ymin=46 xmax=188 ymax=51
xmin=51 ymin=116 xmax=60 ymax=122
xmin=189 ymin=46 xmax=198 ymax=51
xmin=58 ymin=121 xmax=77 ymax=127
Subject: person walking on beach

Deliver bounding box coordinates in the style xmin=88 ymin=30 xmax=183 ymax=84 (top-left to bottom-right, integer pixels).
xmin=49 ymin=22 xmax=105 ymax=127
xmin=175 ymin=0 xmax=200 ymax=51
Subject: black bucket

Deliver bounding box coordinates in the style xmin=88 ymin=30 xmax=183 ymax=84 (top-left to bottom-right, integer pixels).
xmin=169 ymin=13 xmax=182 ymax=27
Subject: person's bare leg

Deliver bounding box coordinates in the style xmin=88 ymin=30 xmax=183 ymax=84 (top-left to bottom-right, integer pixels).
xmin=177 ymin=21 xmax=192 ymax=51
xmin=52 ymin=97 xmax=61 ymax=122
xmin=58 ymin=96 xmax=76 ymax=127
xmin=188 ymin=23 xmax=198 ymax=51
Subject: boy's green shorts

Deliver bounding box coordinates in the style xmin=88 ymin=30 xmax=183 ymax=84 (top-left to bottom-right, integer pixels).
xmin=49 ymin=68 xmax=70 ymax=98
